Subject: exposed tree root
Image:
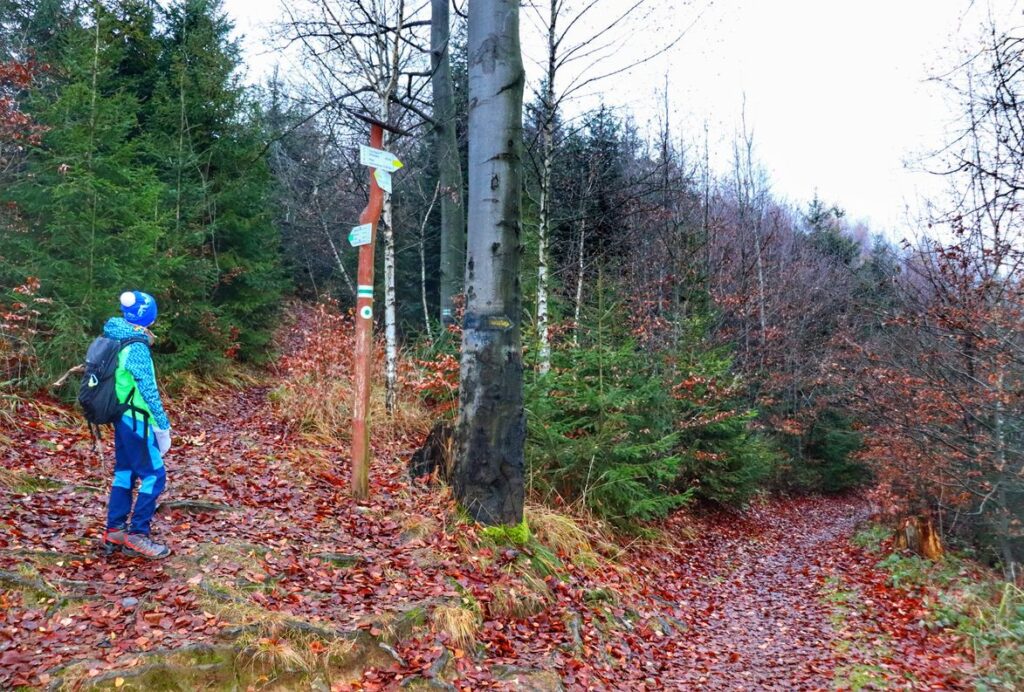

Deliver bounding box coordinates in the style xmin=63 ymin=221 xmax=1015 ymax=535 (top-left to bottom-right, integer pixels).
xmin=157 ymin=499 xmax=237 ymax=514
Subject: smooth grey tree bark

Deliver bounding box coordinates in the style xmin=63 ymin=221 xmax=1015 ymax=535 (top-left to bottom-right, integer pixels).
xmin=432 ymin=0 xmax=466 ymax=325
xmin=453 ymin=0 xmax=526 ymax=526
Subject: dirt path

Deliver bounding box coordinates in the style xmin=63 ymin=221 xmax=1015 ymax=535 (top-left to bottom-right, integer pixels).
xmin=631 ymin=498 xmax=972 ymax=690
xmin=0 ymin=380 xmax=459 ymax=689
xmin=1 ymin=370 xmax=974 ymax=690
xmin=636 ymin=500 xmax=864 ymax=689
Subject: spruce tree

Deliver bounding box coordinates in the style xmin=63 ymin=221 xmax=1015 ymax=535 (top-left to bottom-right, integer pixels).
xmin=1 ymin=1 xmax=167 ymax=378
xmin=526 ymin=280 xmax=775 ymax=525
xmin=149 ymin=0 xmax=282 ymax=367
xmin=1 ymin=0 xmax=283 ymax=382
xmin=526 ymin=288 xmax=692 ymax=525
xmin=0 ymin=0 xmax=81 ymax=64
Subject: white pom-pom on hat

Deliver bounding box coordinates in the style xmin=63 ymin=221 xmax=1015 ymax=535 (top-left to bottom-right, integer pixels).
xmin=120 ymin=291 xmax=137 ymax=308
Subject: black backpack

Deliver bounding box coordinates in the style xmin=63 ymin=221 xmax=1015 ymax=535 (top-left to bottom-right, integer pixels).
xmin=78 ymin=335 xmax=150 ymax=436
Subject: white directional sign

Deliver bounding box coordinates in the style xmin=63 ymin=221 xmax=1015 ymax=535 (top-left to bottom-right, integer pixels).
xmin=348 ymin=223 xmax=373 ymax=247
xmin=359 ymin=145 xmax=403 ymax=172
xmin=374 ymin=168 xmax=392 ymax=193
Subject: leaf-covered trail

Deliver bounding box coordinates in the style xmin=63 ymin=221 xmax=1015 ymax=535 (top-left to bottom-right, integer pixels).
xmin=1 ymin=355 xmax=975 ymax=689
xmin=630 ymin=499 xmax=972 ymax=689
xmin=1 ymin=376 xmax=475 ymax=688
xmin=643 ymin=502 xmax=857 ymax=688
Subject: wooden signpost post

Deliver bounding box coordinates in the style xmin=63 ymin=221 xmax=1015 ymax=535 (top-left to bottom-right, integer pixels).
xmin=350 ymin=115 xmax=404 ymax=500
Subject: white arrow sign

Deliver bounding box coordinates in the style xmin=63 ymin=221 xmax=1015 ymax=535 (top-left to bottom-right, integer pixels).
xmin=374 ymin=168 xmax=392 ymax=193
xmin=359 ymin=145 xmax=403 ymax=172
xmin=348 ymin=223 xmax=372 ymax=247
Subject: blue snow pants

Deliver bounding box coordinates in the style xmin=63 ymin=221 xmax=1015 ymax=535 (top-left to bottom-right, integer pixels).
xmin=106 ymin=415 xmax=166 ymax=535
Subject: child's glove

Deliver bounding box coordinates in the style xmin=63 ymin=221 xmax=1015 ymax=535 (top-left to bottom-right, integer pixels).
xmin=154 ymin=428 xmax=171 ymax=456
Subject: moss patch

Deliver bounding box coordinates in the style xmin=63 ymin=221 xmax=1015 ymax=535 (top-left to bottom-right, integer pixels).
xmin=481 ymin=518 xmax=530 ymax=546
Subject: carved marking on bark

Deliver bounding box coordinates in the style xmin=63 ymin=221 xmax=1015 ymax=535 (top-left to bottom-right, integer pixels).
xmin=475 ymin=36 xmax=500 ymax=73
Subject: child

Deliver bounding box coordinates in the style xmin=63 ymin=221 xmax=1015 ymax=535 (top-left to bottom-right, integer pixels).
xmin=101 ymin=291 xmax=173 ymax=559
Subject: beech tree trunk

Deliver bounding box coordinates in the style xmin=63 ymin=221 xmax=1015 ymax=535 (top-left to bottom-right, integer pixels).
xmin=432 ymin=0 xmax=466 ymax=324
xmin=453 ymin=0 xmax=526 ymax=526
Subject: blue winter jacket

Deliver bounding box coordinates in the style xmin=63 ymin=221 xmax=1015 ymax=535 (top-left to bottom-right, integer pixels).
xmin=102 ymin=317 xmax=171 ymax=430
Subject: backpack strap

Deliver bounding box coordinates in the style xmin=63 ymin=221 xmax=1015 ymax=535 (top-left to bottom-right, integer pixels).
xmin=119 ymin=335 xmax=151 ymax=350
xmin=117 ymin=336 xmax=154 ymax=439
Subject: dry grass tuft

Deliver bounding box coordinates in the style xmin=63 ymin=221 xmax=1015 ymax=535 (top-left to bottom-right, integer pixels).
xmin=269 ymin=305 xmax=432 ymax=445
xmin=245 ymin=631 xmax=309 ymax=672
xmin=199 ymin=578 xmax=355 ymax=674
xmin=629 ymin=521 xmax=699 ymax=563
xmin=489 ymin=583 xmax=549 ymax=619
xmin=0 ymin=391 xmax=75 ymax=429
xmin=285 ymin=445 xmax=332 ymax=477
xmin=0 ymin=468 xmax=59 ymax=494
xmin=236 ymin=627 xmax=356 ymax=675
xmin=168 ymin=366 xmax=261 ymax=397
xmin=517 ymin=566 xmax=555 ymax=600
xmin=960 ymin=581 xmax=1024 ymax=685
xmin=0 ymin=467 xmax=19 ymax=490
xmin=0 ymin=388 xmax=31 ymax=426
xmin=272 ymin=377 xmax=431 ymax=445
xmin=430 ymin=604 xmax=480 ymax=650
xmin=269 ymin=374 xmax=352 ymax=442
xmin=525 ymin=504 xmax=597 ymax=562
xmin=0 ymin=403 xmax=16 ymax=428
xmin=401 ymin=513 xmax=441 ymax=541
xmin=369 ymin=381 xmax=434 ymax=444
xmin=198 ymin=580 xmax=288 ymax=626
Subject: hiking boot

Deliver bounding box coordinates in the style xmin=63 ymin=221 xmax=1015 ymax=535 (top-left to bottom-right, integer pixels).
xmin=102 ymin=528 xmax=127 ymax=555
xmin=122 ymin=533 xmax=171 ymax=559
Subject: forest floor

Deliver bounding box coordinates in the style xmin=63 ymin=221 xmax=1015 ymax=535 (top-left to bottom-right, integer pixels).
xmin=0 ymin=326 xmax=977 ymax=690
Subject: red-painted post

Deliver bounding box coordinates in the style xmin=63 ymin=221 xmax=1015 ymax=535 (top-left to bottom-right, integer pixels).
xmin=351 ymin=123 xmax=384 ymax=500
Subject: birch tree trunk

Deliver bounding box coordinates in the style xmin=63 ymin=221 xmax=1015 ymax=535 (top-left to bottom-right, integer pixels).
xmin=313 ymin=183 xmax=356 ymax=296
xmin=420 ymin=182 xmax=441 ymax=341
xmin=381 ymin=124 xmax=399 ymax=414
xmin=87 ymin=5 xmax=101 ymax=294
xmin=702 ymin=122 xmax=711 ymax=282
xmin=753 ymin=218 xmax=768 ymax=362
xmin=432 ymin=0 xmax=466 ymax=324
xmin=993 ymin=364 xmax=1018 ymax=580
xmin=454 ymin=0 xmax=526 ymax=526
xmin=380 ymin=5 xmax=406 ymax=417
xmin=535 ymin=0 xmax=557 ymax=376
xmin=572 ymin=217 xmax=586 ymax=347
xmin=740 ymin=116 xmax=768 ymax=364
xmin=536 ymin=131 xmax=552 ymax=374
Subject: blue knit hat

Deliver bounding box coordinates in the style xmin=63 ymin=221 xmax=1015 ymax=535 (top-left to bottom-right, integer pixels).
xmin=120 ymin=291 xmax=158 ymax=327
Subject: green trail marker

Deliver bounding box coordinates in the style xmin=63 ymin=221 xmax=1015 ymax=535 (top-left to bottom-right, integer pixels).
xmin=348 ymin=223 xmax=373 ymax=247
xmin=374 ymin=168 xmax=393 ymax=193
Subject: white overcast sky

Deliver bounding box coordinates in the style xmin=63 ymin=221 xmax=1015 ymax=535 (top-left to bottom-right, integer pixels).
xmin=222 ymin=0 xmax=1023 ymax=240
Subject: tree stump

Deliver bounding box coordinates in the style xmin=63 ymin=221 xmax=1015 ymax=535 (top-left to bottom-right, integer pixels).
xmin=894 ymin=516 xmax=944 ymax=560
xmin=408 ymin=421 xmax=455 ymax=484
